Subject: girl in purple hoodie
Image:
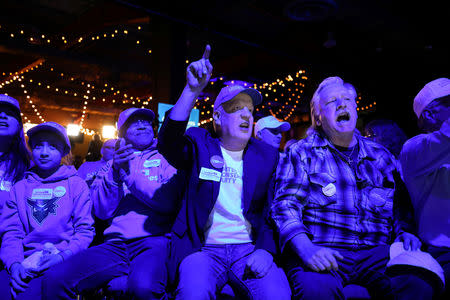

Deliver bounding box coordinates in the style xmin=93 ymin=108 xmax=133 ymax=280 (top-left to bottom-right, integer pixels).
xmin=0 ymin=95 xmax=30 ymax=222
xmin=0 ymin=122 xmax=94 ymax=300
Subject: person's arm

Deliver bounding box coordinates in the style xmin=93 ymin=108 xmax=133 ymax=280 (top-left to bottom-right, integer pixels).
xmin=123 ymin=155 xmax=185 ymax=215
xmin=392 ymin=167 xmax=421 ymax=251
xmin=245 ymin=167 xmax=278 ymax=279
xmin=289 ymin=233 xmax=343 ymax=272
xmin=270 ymin=146 xmax=343 ymax=272
xmin=90 ymin=161 xmax=123 ymax=220
xmin=270 ymin=147 xmax=312 ymax=252
xmin=35 ymin=178 xmax=95 ymax=272
xmin=255 ymin=170 xmax=278 ymax=255
xmin=392 ymin=169 xmax=416 ymax=236
xmin=157 ymin=45 xmax=213 ymax=171
xmin=169 ymin=45 xmax=212 ymax=121
xmin=64 ymin=177 xmax=95 ymax=258
xmin=0 ymin=186 xmax=25 ymax=271
xmin=400 ymin=118 xmax=450 ymax=177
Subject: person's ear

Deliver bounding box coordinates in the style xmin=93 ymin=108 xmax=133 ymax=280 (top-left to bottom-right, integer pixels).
xmin=315 ymin=115 xmax=322 ymax=127
xmin=213 ymin=111 xmax=221 ymax=126
xmin=422 ymin=109 xmax=434 ymax=122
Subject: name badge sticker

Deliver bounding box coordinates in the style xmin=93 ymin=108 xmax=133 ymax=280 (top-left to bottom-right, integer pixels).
xmin=144 ymin=159 xmax=161 ymax=168
xmin=31 ymin=188 xmax=53 ymax=200
xmin=199 ymin=167 xmax=222 ymax=182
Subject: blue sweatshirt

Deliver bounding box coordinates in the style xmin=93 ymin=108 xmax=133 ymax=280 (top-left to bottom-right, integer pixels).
xmin=0 ymin=165 xmax=94 ymax=270
xmin=400 ymin=118 xmax=450 ymax=248
xmin=77 ymin=159 xmax=108 ymax=186
xmin=90 ymin=140 xmax=183 ymax=241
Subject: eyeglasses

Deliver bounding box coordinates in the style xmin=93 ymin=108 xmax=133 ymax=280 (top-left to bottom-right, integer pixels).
xmin=128 ymin=119 xmax=152 ymax=126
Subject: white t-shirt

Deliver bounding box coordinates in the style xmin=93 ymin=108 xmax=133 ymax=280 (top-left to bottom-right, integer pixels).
xmin=204 ymin=147 xmax=252 ymax=244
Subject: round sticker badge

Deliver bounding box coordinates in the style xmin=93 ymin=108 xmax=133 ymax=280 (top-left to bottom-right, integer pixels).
xmin=53 ymin=186 xmax=66 ymax=197
xmin=322 ymin=183 xmax=336 ymax=197
xmin=210 ymin=155 xmax=224 ymax=169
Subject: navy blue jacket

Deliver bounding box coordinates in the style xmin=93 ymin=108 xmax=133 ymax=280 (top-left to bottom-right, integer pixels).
xmin=158 ymin=116 xmax=279 ymax=281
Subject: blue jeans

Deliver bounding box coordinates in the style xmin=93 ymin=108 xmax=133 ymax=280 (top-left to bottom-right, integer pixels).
xmin=42 ymin=236 xmax=169 ymax=300
xmin=176 ymin=243 xmax=291 ymax=300
xmin=285 ymin=245 xmax=435 ymax=300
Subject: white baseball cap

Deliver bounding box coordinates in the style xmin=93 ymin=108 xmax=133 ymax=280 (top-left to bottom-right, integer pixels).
xmin=254 ymin=115 xmax=291 ymax=137
xmin=413 ymin=78 xmax=450 ymax=118
xmin=387 ymin=242 xmax=445 ymax=286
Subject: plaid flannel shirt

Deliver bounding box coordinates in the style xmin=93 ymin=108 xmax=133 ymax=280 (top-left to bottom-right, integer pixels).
xmin=272 ymin=129 xmax=411 ymax=251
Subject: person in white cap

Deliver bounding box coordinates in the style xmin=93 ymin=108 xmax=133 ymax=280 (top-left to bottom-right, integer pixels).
xmin=43 ymin=107 xmax=184 ymax=299
xmin=158 ymin=45 xmax=291 ymax=299
xmin=400 ymin=77 xmax=450 ymax=298
xmin=272 ymin=76 xmax=435 ymax=299
xmin=254 ymin=115 xmax=291 ymax=150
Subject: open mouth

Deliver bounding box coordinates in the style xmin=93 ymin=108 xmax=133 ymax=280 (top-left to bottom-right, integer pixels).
xmin=239 ymin=122 xmax=249 ymax=129
xmin=0 ymin=122 xmax=8 ymax=127
xmin=336 ymin=111 xmax=350 ymax=122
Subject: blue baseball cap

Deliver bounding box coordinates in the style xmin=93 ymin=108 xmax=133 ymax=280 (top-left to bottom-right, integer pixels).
xmin=27 ymin=122 xmax=71 ymax=156
xmin=117 ymin=107 xmax=155 ymax=137
xmin=213 ymin=85 xmax=262 ymax=111
xmin=0 ymin=94 xmax=21 ymax=121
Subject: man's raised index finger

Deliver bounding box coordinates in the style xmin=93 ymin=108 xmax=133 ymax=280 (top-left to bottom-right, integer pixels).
xmin=202 ymin=44 xmax=211 ymax=59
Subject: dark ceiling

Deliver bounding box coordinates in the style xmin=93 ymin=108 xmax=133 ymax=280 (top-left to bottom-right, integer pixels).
xmin=1 ymin=0 xmax=449 ymax=137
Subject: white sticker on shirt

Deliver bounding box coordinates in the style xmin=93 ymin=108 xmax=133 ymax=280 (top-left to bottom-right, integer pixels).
xmin=31 ymin=188 xmax=53 ymax=200
xmin=0 ymin=179 xmax=12 ymax=192
xmin=148 ymin=175 xmax=158 ymax=181
xmin=199 ymin=167 xmax=222 ymax=182
xmin=322 ymin=183 xmax=336 ymax=197
xmin=53 ymin=186 xmax=66 ymax=197
xmin=144 ymin=159 xmax=160 ymax=168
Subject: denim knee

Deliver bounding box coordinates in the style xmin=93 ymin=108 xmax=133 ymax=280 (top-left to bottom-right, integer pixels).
xmin=289 ymin=271 xmax=344 ymax=300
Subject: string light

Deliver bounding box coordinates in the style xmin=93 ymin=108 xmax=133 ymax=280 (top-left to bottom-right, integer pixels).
xmin=0 ymin=59 xmax=45 ymax=87
xmin=0 ymin=23 xmax=152 ymax=56
xmin=4 ymin=65 xmax=153 ymax=133
xmin=196 ymin=70 xmax=309 ymax=125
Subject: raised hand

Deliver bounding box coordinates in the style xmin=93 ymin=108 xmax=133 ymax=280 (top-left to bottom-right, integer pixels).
xmin=186 ymin=44 xmax=213 ymax=93
xmin=112 ymin=138 xmax=133 ymax=177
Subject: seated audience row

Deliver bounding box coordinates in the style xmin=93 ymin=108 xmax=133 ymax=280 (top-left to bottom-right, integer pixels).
xmin=0 ymin=46 xmax=448 ymax=300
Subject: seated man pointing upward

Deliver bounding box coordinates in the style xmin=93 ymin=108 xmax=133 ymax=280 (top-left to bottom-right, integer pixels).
xmin=158 ymin=45 xmax=291 ymax=299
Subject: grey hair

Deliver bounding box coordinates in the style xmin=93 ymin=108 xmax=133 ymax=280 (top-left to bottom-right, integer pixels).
xmin=308 ymin=76 xmax=357 ymax=136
